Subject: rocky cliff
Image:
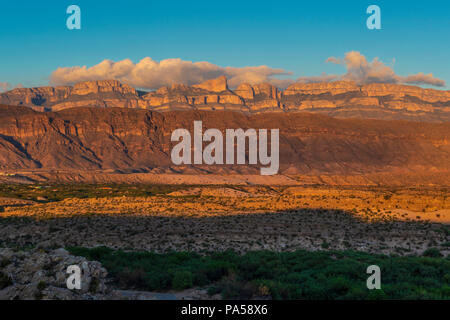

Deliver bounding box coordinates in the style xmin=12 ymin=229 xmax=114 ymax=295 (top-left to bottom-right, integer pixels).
xmin=1 ymin=78 xmax=449 ymax=122
xmin=0 ymin=106 xmax=448 ymax=181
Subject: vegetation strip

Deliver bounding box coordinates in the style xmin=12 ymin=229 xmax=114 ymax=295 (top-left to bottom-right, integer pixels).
xmin=67 ymin=247 xmax=450 ymax=300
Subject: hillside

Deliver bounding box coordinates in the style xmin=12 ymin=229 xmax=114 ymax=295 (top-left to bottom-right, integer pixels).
xmin=0 ymin=105 xmax=449 ymax=185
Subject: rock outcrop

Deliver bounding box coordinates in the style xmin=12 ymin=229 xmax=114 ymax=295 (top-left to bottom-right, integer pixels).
xmin=192 ymin=75 xmax=228 ymax=92
xmin=142 ymin=77 xmax=244 ymax=108
xmin=1 ymin=77 xmax=450 ymax=122
xmin=71 ymin=80 xmax=137 ymax=96
xmin=284 ymin=81 xmax=360 ymax=96
xmin=361 ymin=83 xmax=450 ymax=103
xmin=0 ymin=247 xmax=119 ymax=300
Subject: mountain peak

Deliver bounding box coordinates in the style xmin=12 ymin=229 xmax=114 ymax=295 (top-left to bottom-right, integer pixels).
xmin=193 ymin=76 xmax=228 ymax=92
xmin=72 ymin=80 xmax=137 ymax=96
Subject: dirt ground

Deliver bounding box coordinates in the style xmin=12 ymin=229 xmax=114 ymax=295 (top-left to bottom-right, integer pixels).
xmin=0 ymin=185 xmax=448 ymax=256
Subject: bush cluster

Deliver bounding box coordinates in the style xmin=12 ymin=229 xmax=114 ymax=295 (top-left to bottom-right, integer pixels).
xmin=67 ymin=247 xmax=450 ymax=300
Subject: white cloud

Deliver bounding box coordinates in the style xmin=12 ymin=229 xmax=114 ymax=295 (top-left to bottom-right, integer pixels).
xmin=402 ymin=73 xmax=446 ymax=87
xmin=0 ymin=82 xmax=11 ymax=92
xmin=50 ymin=57 xmax=293 ymax=89
xmin=325 ymin=51 xmax=445 ymax=87
xmin=49 ymin=53 xmax=446 ymax=90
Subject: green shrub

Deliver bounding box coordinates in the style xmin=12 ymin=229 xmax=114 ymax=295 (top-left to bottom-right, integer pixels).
xmin=321 ymin=241 xmax=330 ymax=249
xmin=207 ymin=285 xmax=222 ymax=296
xmin=441 ymin=285 xmax=450 ymax=298
xmin=67 ymin=247 xmax=450 ymax=300
xmin=117 ymin=268 xmax=147 ymax=288
xmin=172 ymin=271 xmax=193 ymax=290
xmin=367 ymin=289 xmax=388 ymax=300
xmin=145 ymin=272 xmax=171 ymax=290
xmin=329 ymin=276 xmax=352 ymax=296
xmin=219 ymin=279 xmax=256 ymax=300
xmin=422 ymin=248 xmax=443 ymax=258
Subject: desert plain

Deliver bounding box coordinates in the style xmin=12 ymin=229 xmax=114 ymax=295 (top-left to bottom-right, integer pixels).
xmin=1 ymin=183 xmax=448 ymax=256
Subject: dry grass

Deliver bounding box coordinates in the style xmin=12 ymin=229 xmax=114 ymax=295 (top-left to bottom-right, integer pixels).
xmin=2 ymin=186 xmax=448 ymax=223
xmin=0 ymin=186 xmax=448 ymax=256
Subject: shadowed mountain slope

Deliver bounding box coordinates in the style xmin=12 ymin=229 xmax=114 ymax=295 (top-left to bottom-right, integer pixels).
xmin=0 ymin=106 xmax=449 ymax=182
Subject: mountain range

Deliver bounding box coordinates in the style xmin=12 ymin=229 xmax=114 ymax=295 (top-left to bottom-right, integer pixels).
xmin=0 ymin=77 xmax=449 ymax=185
xmin=1 ymin=76 xmax=450 ymax=122
xmin=0 ymin=105 xmax=448 ymax=185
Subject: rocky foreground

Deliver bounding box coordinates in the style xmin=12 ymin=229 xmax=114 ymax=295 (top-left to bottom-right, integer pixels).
xmin=0 ymin=247 xmax=214 ymax=300
xmin=0 ymin=247 xmax=117 ymax=300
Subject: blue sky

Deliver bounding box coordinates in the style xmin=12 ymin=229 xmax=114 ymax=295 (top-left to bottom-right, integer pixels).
xmin=0 ymin=0 xmax=449 ymax=89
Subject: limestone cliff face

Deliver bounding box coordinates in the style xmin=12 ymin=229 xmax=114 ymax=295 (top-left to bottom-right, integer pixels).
xmin=0 ymin=86 xmax=72 ymax=111
xmin=1 ymin=77 xmax=450 ymax=122
xmin=280 ymin=81 xmax=450 ymax=122
xmin=71 ymin=80 xmax=137 ymax=96
xmin=234 ymin=82 xmax=282 ymax=112
xmin=0 ymin=106 xmax=449 ymax=177
xmin=142 ymin=77 xmax=244 ymax=108
xmin=192 ymin=75 xmax=228 ymax=92
xmin=284 ymin=81 xmax=360 ymax=96
xmin=361 ymin=83 xmax=450 ymax=103
xmin=0 ymin=80 xmax=139 ymax=112
xmin=235 ymin=83 xmax=255 ymax=100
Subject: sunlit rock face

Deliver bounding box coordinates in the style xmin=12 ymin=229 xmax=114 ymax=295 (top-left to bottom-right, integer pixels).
xmin=0 ymin=105 xmax=449 ymax=179
xmin=1 ymin=77 xmax=449 ymax=122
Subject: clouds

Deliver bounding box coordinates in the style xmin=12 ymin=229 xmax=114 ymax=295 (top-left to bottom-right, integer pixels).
xmin=0 ymin=82 xmax=11 ymax=92
xmin=401 ymin=73 xmax=446 ymax=87
xmin=50 ymin=57 xmax=292 ymax=89
xmin=0 ymin=82 xmax=24 ymax=92
xmin=324 ymin=51 xmax=445 ymax=87
xmin=49 ymin=53 xmax=445 ymax=90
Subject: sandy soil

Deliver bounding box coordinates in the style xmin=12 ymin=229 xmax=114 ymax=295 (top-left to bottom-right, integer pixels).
xmin=0 ymin=186 xmax=448 ymax=256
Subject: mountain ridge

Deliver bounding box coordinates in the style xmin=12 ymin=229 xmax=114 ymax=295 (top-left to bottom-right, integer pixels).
xmin=1 ymin=77 xmax=450 ymax=122
xmin=0 ymin=106 xmax=448 ymax=184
